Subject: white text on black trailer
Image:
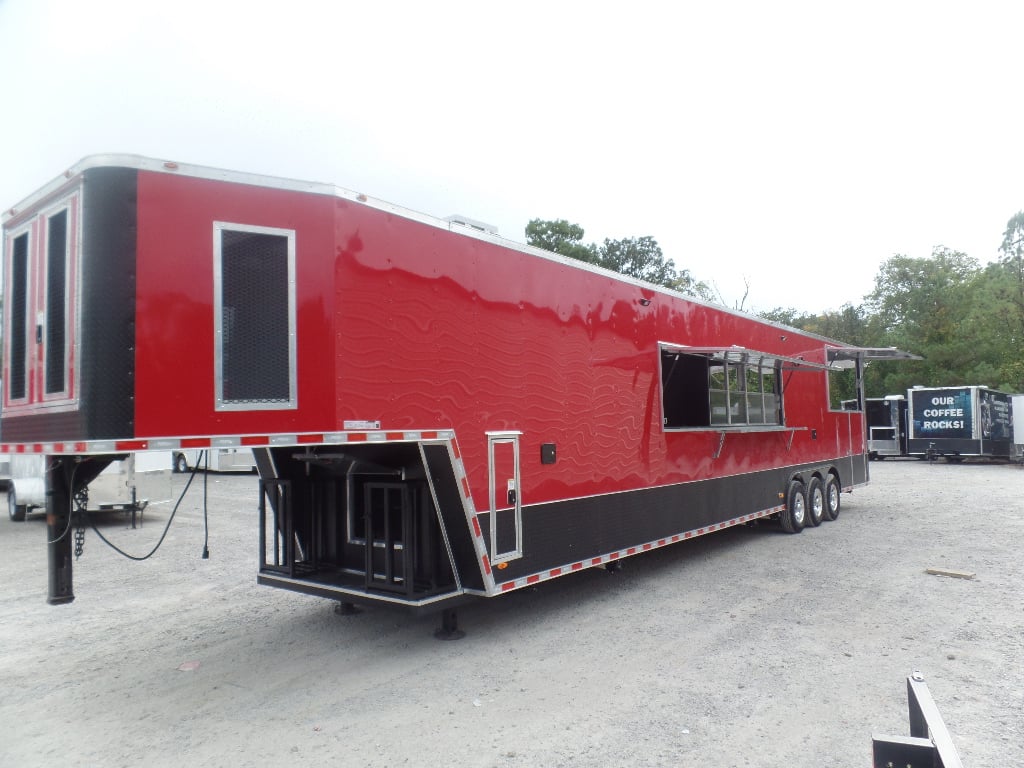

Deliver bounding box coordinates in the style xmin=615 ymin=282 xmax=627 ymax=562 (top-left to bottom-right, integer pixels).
xmin=906 ymin=385 xmax=1015 ymax=461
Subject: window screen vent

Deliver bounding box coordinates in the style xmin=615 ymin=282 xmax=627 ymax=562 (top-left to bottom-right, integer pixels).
xmin=215 ymin=224 xmax=296 ymax=410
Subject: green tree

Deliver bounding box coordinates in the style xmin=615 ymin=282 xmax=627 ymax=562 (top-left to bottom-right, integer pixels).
xmin=759 ymin=307 xmax=820 ymax=328
xmin=863 ymin=247 xmax=982 ymax=393
xmin=760 ymin=303 xmax=887 ymax=401
xmin=524 ymin=219 xmax=597 ymax=263
xmin=525 ymin=219 xmax=712 ymax=299
xmin=958 ymin=212 xmax=1024 ymax=391
xmin=669 ymin=270 xmax=716 ymax=302
xmin=596 ymin=236 xmax=678 ymax=286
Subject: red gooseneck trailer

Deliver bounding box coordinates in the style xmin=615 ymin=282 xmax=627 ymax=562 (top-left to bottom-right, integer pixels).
xmin=1 ymin=156 xmax=910 ymax=630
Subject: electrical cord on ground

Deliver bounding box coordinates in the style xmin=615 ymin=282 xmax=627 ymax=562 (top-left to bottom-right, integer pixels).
xmin=87 ymin=456 xmax=203 ymax=561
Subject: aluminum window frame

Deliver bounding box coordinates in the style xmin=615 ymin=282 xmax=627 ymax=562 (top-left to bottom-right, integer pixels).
xmin=5 ymin=226 xmax=32 ymax=404
xmin=659 ymin=344 xmax=788 ymax=431
xmin=44 ymin=207 xmax=71 ymax=397
xmin=213 ymin=221 xmax=298 ymax=412
xmin=3 ymin=189 xmax=81 ymax=411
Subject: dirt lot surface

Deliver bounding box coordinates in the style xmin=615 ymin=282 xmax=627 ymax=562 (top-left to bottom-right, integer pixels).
xmin=1 ymin=459 xmax=1022 ymax=767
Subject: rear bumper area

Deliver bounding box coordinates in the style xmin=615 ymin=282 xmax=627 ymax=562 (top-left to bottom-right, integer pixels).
xmin=256 ymin=572 xmax=477 ymax=615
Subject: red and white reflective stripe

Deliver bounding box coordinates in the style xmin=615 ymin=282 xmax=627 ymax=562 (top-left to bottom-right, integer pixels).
xmin=0 ymin=429 xmax=453 ymax=455
xmin=446 ymin=439 xmax=495 ymax=586
xmin=495 ymin=505 xmax=785 ymax=593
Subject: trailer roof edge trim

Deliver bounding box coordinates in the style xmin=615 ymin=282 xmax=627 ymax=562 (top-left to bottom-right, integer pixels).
xmin=1 ymin=154 xmax=339 ymax=227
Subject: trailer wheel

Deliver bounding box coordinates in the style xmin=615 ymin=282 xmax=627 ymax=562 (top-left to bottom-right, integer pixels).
xmin=8 ymin=486 xmax=26 ymax=522
xmin=173 ymin=453 xmax=189 ymax=474
xmin=779 ymin=480 xmax=806 ymax=533
xmin=823 ymin=475 xmax=841 ymax=521
xmin=806 ymin=477 xmax=824 ymax=527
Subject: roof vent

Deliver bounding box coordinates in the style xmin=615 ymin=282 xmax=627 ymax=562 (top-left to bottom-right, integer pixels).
xmin=445 ymin=215 xmax=498 ymax=235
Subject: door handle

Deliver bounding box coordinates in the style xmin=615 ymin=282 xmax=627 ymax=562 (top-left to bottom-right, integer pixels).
xmin=507 ymin=488 xmax=517 ymax=506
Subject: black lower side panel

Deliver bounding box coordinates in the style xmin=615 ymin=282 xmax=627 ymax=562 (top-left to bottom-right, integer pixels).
xmin=485 ymin=457 xmax=860 ymax=584
xmin=907 ymin=438 xmax=1010 ymax=458
xmin=256 ymin=449 xmax=865 ymax=609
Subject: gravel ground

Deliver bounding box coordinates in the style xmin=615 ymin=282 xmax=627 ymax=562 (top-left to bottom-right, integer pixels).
xmin=1 ymin=459 xmax=1022 ymax=767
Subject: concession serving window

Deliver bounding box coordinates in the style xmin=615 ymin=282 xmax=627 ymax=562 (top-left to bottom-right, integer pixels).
xmin=659 ymin=344 xmax=824 ymax=431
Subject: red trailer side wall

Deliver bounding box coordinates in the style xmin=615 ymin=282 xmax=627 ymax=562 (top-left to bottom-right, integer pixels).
xmin=124 ymin=168 xmax=861 ymax=514
xmin=133 ymin=171 xmax=338 ymax=437
xmin=331 ymin=205 xmax=861 ymax=509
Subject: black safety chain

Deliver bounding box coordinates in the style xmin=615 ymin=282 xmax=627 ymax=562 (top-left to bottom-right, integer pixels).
xmin=73 ymin=487 xmax=89 ymax=560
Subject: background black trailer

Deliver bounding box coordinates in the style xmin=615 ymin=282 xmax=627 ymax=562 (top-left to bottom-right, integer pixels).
xmin=907 ymin=386 xmax=1014 ymax=460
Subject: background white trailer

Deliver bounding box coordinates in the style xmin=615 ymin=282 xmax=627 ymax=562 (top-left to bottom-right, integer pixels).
xmin=171 ymin=448 xmax=255 ymax=474
xmin=6 ymin=452 xmax=174 ymax=522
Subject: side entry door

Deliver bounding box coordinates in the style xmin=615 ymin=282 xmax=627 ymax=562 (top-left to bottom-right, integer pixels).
xmin=487 ymin=432 xmax=522 ymax=563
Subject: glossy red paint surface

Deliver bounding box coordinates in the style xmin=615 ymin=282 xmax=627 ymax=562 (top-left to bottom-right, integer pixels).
xmin=12 ymin=161 xmax=866 ymax=514
xmin=134 ymin=171 xmax=337 ymax=436
xmin=329 ymin=206 xmax=863 ymax=506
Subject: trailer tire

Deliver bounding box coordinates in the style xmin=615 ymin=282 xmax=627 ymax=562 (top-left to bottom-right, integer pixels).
xmin=173 ymin=453 xmax=189 ymax=474
xmin=779 ymin=480 xmax=806 ymax=533
xmin=806 ymin=477 xmax=824 ymax=527
xmin=8 ymin=486 xmax=26 ymax=522
xmin=823 ymin=474 xmax=841 ymax=521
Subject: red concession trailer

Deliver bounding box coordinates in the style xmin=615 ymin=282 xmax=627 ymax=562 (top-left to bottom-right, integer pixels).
xmin=1 ymin=155 xmax=911 ymax=629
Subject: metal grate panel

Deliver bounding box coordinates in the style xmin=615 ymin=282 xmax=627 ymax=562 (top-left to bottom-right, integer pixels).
xmin=217 ymin=225 xmax=295 ymax=408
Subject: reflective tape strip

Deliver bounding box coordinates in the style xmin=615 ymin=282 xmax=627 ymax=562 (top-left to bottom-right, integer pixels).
xmin=495 ymin=504 xmax=784 ymax=594
xmin=444 ymin=437 xmax=495 ymax=593
xmin=0 ymin=429 xmax=455 ymax=454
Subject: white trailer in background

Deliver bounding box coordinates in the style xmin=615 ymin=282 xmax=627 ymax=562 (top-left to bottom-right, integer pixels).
xmin=171 ymin=448 xmax=255 ymax=474
xmin=6 ymin=452 xmax=174 ymax=522
xmin=865 ymin=395 xmax=908 ymax=459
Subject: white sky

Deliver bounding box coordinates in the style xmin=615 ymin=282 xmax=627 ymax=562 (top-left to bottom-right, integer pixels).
xmin=1 ymin=0 xmax=1021 ymax=313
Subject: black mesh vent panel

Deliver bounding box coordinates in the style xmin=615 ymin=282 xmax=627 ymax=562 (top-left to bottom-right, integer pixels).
xmin=220 ymin=229 xmax=291 ymax=405
xmin=9 ymin=232 xmax=28 ymax=400
xmin=46 ymin=209 xmax=68 ymax=394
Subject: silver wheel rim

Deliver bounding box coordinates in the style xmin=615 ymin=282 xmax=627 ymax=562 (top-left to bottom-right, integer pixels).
xmin=812 ymin=489 xmax=824 ymax=519
xmin=828 ymin=484 xmax=839 ymax=512
xmin=793 ymin=493 xmax=805 ymax=525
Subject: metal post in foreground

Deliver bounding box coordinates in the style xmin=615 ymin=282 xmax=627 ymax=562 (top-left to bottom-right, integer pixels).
xmin=46 ymin=457 xmax=75 ymax=605
xmin=871 ymin=671 xmax=964 ymax=768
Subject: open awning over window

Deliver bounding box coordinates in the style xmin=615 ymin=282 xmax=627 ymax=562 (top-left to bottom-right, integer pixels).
xmin=825 ymin=346 xmax=921 ymax=369
xmin=659 ymin=343 xmax=828 ymax=372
